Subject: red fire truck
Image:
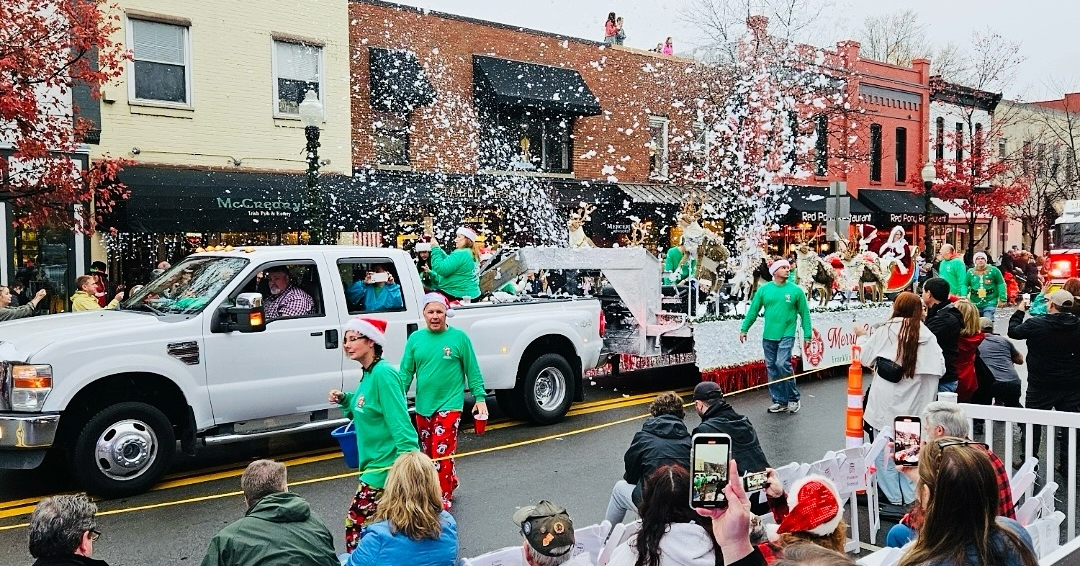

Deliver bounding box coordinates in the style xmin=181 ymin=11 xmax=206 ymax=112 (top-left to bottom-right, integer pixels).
xmin=1048 ymin=200 xmax=1080 ymax=285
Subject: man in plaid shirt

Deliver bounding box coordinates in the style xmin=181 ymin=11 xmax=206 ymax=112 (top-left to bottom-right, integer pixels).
xmin=885 ymin=401 xmax=1014 ymax=547
xmin=263 ymin=266 xmax=314 ymax=320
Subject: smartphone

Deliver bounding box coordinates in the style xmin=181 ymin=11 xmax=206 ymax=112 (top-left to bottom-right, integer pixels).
xmin=369 ymin=271 xmax=390 ymax=283
xmin=742 ymin=471 xmax=769 ymax=493
xmin=691 ymin=433 xmax=732 ymax=508
xmin=893 ymin=416 xmax=923 ymax=466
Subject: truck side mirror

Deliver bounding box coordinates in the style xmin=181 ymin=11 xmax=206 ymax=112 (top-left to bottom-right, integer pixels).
xmin=214 ymin=292 xmax=266 ymax=333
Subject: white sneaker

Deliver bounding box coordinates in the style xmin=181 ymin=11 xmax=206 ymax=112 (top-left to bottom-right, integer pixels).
xmin=787 ymin=401 xmax=801 ymax=413
xmin=767 ymin=403 xmax=787 ymax=413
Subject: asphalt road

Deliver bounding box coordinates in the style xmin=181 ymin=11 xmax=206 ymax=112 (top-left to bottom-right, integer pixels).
xmin=0 ymin=362 xmax=859 ymax=565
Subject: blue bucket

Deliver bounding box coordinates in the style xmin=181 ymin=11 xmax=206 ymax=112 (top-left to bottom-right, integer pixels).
xmin=331 ymin=422 xmax=358 ymax=469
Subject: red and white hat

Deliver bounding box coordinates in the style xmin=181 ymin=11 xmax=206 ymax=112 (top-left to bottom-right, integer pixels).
xmin=421 ymin=292 xmax=455 ymax=317
xmin=767 ymin=475 xmax=842 ymax=540
xmin=343 ymin=317 xmax=388 ymax=348
xmin=456 ymin=226 xmax=479 ymax=242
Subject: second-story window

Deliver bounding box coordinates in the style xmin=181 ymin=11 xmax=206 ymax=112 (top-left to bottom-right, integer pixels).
xmin=130 ymin=18 xmax=191 ymax=104
xmin=273 ymin=40 xmax=322 ymax=116
xmin=373 ymin=111 xmax=409 ymax=166
xmin=869 ymin=123 xmax=882 ymax=182
xmin=814 ymin=114 xmax=828 ymax=176
xmin=649 ymin=116 xmax=669 ymax=179
xmin=480 ymin=108 xmax=573 ymax=173
xmin=955 ymin=123 xmax=964 ymax=163
xmin=895 ymin=127 xmax=907 ymax=182
xmin=935 ymin=118 xmax=945 ymax=161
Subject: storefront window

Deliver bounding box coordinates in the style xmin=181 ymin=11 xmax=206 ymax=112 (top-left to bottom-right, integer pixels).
xmin=15 ymin=224 xmax=72 ymax=313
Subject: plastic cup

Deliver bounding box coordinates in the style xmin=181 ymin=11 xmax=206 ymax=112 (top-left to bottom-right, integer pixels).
xmin=938 ymin=391 xmax=959 ymax=404
xmin=473 ymin=414 xmax=488 ymax=435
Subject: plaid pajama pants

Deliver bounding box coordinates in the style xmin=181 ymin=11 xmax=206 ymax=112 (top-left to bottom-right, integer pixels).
xmin=416 ymin=410 xmax=461 ymax=509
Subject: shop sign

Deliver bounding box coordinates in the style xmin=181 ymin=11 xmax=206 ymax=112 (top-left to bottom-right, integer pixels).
xmin=799 ymin=211 xmax=872 ymax=223
xmin=215 ymin=197 xmax=302 ymax=218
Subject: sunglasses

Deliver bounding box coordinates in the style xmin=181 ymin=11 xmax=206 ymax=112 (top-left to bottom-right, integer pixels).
xmin=935 ymin=439 xmax=989 ymax=451
xmin=88 ymin=529 xmax=101 ymax=542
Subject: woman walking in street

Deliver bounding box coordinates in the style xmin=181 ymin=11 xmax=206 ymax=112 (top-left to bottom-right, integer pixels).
xmin=329 ymin=317 xmax=418 ymax=552
xmin=428 ymin=227 xmax=480 ymax=302
xmin=857 ymin=292 xmax=944 ymax=517
xmin=399 ymin=293 xmax=488 ymax=510
xmin=344 ymin=451 xmax=457 ymax=566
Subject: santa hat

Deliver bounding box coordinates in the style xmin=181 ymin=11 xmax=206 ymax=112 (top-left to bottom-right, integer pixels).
xmin=415 ymin=242 xmax=432 ymax=252
xmin=456 ymin=226 xmax=479 ymax=242
xmin=421 ymin=292 xmax=456 ymax=317
xmin=858 ymin=224 xmax=878 ymax=242
xmin=767 ymin=475 xmax=842 ymax=540
xmin=768 ymin=259 xmax=791 ymax=277
xmin=343 ymin=317 xmax=388 ymax=348
xmin=973 ymin=252 xmax=987 ymax=262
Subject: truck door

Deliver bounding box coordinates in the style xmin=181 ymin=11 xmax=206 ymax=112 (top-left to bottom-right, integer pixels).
xmin=202 ymin=258 xmax=344 ymax=424
xmin=331 ymin=255 xmax=420 ymax=393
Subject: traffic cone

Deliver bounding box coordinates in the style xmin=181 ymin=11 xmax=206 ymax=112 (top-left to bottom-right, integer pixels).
xmin=846 ymin=345 xmax=864 ymax=449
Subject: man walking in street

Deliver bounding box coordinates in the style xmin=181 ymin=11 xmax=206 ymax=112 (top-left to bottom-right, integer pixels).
xmin=922 ymin=277 xmax=962 ymax=393
xmin=0 ymin=285 xmax=46 ymax=321
xmin=965 ymin=252 xmax=1007 ymax=318
xmin=28 ymin=493 xmax=109 ymax=566
xmin=399 ymin=293 xmax=488 ymax=510
xmin=739 ymin=259 xmax=811 ymax=414
xmin=936 ymin=244 xmax=967 ymax=297
xmin=200 ymin=460 xmax=338 ymax=566
xmin=1008 ymin=289 xmax=1080 ymax=469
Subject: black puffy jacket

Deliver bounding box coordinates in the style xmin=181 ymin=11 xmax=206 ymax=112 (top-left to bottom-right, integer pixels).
xmin=1008 ymin=310 xmax=1080 ymax=389
xmin=623 ymin=414 xmax=692 ymax=505
xmin=693 ymin=400 xmax=770 ymax=476
xmin=925 ymin=301 xmax=963 ymax=383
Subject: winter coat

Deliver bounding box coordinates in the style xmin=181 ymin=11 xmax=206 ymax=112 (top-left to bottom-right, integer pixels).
xmin=31 ymin=556 xmax=109 ymax=566
xmin=924 ymin=301 xmax=962 ymax=384
xmin=0 ymin=303 xmax=38 ymax=321
xmin=693 ymin=400 xmax=770 ymax=475
xmin=623 ymin=415 xmax=692 ymax=505
xmin=606 ymin=522 xmax=716 ymax=566
xmin=909 ymin=517 xmax=1034 ymax=566
xmin=70 ymin=291 xmax=118 ymax=312
xmin=859 ymin=319 xmax=945 ymax=432
xmin=956 ymin=333 xmax=985 ymax=402
xmin=345 ymin=511 xmax=458 ymax=566
xmin=1008 ymin=310 xmax=1080 ymax=389
xmin=199 ymin=492 xmax=338 ymax=566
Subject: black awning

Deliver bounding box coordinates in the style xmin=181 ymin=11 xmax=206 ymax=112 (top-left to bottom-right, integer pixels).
xmin=782 ymin=186 xmax=873 ymax=224
xmin=858 ymin=188 xmax=947 ymax=224
xmin=473 ymin=55 xmax=601 ymax=116
xmin=368 ymin=47 xmax=436 ymax=113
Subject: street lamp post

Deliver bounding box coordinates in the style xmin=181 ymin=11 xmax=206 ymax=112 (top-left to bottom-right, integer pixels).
xmin=299 ymin=90 xmax=326 ymax=245
xmin=920 ymin=162 xmax=938 ymax=264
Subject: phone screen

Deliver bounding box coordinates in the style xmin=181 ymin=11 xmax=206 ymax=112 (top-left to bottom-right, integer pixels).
xmin=743 ymin=471 xmax=769 ymax=493
xmin=691 ymin=433 xmax=731 ymax=508
xmin=893 ymin=416 xmax=923 ymax=466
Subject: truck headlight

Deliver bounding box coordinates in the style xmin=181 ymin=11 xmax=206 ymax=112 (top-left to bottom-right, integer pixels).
xmin=10 ymin=364 xmax=52 ymax=411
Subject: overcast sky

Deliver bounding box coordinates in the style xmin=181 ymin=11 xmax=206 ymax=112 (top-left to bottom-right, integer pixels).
xmin=405 ymin=0 xmax=1078 ymax=101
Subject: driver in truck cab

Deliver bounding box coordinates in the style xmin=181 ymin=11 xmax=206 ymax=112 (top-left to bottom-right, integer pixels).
xmin=262 ymin=266 xmax=314 ymax=320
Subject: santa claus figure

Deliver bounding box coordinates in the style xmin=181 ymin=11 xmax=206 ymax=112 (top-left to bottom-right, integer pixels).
xmin=877 ymin=225 xmax=909 ymax=275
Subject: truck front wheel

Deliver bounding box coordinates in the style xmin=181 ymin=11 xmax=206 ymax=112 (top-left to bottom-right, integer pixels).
xmin=70 ymin=402 xmax=176 ymax=498
xmin=515 ymin=353 xmax=575 ymax=425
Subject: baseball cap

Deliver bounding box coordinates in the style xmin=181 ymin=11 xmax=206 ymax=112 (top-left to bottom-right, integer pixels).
xmin=1048 ymin=289 xmax=1076 ymax=308
xmin=693 ymin=381 xmax=723 ymax=401
xmin=979 ymin=317 xmax=994 ymax=331
xmin=513 ymin=501 xmax=575 ymax=557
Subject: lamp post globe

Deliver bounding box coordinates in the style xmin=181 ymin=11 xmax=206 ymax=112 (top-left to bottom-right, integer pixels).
xmin=299 ymin=90 xmax=326 ymax=244
xmin=920 ymin=162 xmax=937 ymax=264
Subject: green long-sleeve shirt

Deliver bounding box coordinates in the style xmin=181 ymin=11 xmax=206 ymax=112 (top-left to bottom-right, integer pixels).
xmin=429 ymin=246 xmax=480 ymax=299
xmin=965 ymin=266 xmax=1007 ymax=308
xmin=339 ymin=359 xmax=418 ymax=488
xmin=663 ymin=247 xmax=695 ymax=285
xmin=739 ymin=281 xmax=812 ymax=341
xmin=399 ymin=326 xmax=486 ymax=416
xmin=939 ymin=257 xmax=968 ymax=296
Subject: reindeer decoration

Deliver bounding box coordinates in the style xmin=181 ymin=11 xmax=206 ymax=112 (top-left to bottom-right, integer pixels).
xmin=627 ymin=219 xmax=648 ymax=248
xmin=673 ymin=192 xmax=730 ymax=291
xmin=833 ymin=235 xmax=885 ymax=302
xmin=567 ymin=202 xmax=597 ymax=248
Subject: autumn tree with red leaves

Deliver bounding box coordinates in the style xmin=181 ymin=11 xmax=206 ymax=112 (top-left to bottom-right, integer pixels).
xmin=0 ymin=0 xmax=128 ymax=232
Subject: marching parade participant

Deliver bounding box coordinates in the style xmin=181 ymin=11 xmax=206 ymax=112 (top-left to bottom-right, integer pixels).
xmin=328 ymin=317 xmax=418 ymax=552
xmin=399 ymin=293 xmax=488 ymax=510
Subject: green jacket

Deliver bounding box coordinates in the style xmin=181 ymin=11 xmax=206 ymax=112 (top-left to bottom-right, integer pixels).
xmin=965 ymin=266 xmax=1007 ymax=308
xmin=340 ymin=359 xmax=418 ymax=488
xmin=939 ymin=257 xmax=968 ymax=297
xmin=739 ymin=281 xmax=812 ymax=341
xmin=429 ymin=246 xmax=480 ymax=299
xmin=199 ymin=492 xmax=338 ymax=566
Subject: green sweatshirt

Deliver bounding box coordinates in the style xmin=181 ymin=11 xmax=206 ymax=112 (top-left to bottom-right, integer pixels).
xmin=939 ymin=257 xmax=968 ymax=296
xmin=339 ymin=359 xmax=418 ymax=488
xmin=429 ymin=246 xmax=480 ymax=299
xmin=663 ymin=247 xmax=695 ymax=285
xmin=739 ymin=281 xmax=812 ymax=341
xmin=965 ymin=266 xmax=1007 ymax=308
xmin=399 ymin=326 xmax=486 ymax=416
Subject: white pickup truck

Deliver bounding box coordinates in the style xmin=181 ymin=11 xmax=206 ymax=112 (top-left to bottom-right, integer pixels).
xmin=0 ymin=246 xmax=604 ymax=496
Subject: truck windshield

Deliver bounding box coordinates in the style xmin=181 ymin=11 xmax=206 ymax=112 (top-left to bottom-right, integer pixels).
xmin=123 ymin=256 xmax=249 ymax=314
xmin=1056 ymin=222 xmax=1080 ymax=249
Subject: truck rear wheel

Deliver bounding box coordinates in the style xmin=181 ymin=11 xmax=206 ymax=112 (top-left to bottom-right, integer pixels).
xmin=70 ymin=402 xmax=175 ymax=498
xmin=515 ymin=353 xmax=575 ymax=425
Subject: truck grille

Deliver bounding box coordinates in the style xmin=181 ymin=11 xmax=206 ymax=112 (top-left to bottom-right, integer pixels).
xmin=167 ymin=341 xmax=200 ymax=365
